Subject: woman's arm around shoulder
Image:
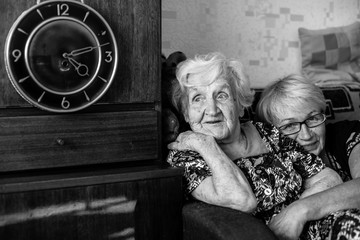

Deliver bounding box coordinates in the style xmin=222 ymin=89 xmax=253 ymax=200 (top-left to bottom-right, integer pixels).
xmin=268 ymin=178 xmax=360 ymax=240
xmin=285 ymin=136 xmax=343 ymax=198
xmin=168 ymin=131 xmax=257 ymax=212
xmin=301 ymin=166 xmax=343 ymax=198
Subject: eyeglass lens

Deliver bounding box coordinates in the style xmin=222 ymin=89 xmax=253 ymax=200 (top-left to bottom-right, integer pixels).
xmin=280 ymin=113 xmax=326 ymax=135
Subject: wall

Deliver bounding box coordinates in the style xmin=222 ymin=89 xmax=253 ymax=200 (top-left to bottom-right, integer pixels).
xmin=162 ymin=0 xmax=360 ymax=87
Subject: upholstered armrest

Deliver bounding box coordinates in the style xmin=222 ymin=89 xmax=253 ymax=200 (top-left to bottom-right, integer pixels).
xmin=183 ymin=201 xmax=278 ymax=240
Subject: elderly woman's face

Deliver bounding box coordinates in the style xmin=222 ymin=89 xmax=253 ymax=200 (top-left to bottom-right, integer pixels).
xmin=274 ymin=107 xmax=326 ymax=156
xmin=184 ymin=77 xmax=240 ymax=141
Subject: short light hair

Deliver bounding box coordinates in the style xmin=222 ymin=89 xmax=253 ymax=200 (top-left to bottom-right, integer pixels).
xmin=256 ymin=74 xmax=326 ymax=125
xmin=171 ymin=52 xmax=254 ymax=117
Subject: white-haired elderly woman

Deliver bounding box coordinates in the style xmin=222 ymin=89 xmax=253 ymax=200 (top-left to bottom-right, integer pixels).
xmin=256 ymin=74 xmax=360 ymax=239
xmin=166 ymin=52 xmax=360 ymax=240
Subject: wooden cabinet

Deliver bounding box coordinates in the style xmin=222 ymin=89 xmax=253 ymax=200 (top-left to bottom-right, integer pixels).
xmin=0 ymin=0 xmax=162 ymax=170
xmin=0 ymin=166 xmax=184 ymax=240
xmin=0 ymin=1 xmax=183 ymax=239
xmin=0 ymin=111 xmax=159 ymax=172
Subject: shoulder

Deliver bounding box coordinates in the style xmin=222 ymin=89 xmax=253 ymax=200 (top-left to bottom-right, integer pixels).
xmin=251 ymin=121 xmax=297 ymax=152
xmin=326 ymin=120 xmax=360 ymax=147
xmin=251 ymin=121 xmax=279 ymax=137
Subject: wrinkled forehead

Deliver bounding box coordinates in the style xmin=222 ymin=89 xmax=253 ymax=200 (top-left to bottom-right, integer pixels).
xmin=187 ymin=78 xmax=231 ymax=92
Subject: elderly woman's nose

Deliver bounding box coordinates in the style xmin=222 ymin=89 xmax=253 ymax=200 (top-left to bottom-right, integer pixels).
xmin=298 ymin=124 xmax=313 ymax=140
xmin=205 ymin=98 xmax=219 ymax=115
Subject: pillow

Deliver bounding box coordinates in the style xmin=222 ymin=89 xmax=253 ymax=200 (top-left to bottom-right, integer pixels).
xmin=298 ymin=22 xmax=360 ymax=82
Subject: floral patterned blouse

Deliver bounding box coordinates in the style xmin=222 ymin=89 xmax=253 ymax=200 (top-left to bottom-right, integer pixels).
xmin=167 ymin=121 xmax=325 ymax=223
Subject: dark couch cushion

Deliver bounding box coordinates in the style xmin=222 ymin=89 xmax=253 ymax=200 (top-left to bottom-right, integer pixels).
xmin=183 ymin=201 xmax=278 ymax=240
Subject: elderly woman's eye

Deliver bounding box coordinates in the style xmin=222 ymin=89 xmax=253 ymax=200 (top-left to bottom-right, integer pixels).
xmin=217 ymin=92 xmax=229 ymax=100
xmin=192 ymin=95 xmax=203 ymax=103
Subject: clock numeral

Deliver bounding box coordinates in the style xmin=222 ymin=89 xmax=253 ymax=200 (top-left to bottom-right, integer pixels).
xmin=105 ymin=51 xmax=113 ymax=63
xmin=61 ymin=97 xmax=70 ymax=109
xmin=12 ymin=49 xmax=22 ymax=62
xmin=57 ymin=4 xmax=69 ymax=16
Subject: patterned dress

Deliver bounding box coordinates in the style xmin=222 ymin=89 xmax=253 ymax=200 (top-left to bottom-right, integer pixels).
xmin=167 ymin=121 xmax=360 ymax=240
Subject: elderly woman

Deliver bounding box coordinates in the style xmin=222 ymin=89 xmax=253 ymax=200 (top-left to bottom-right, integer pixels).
xmin=256 ymin=74 xmax=360 ymax=239
xmin=166 ymin=52 xmax=359 ymax=240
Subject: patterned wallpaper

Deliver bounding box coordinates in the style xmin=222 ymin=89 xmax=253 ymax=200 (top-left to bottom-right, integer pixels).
xmin=162 ymin=0 xmax=360 ymax=87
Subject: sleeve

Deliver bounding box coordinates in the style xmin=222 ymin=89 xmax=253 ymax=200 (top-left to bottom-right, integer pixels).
xmin=344 ymin=122 xmax=360 ymax=157
xmin=167 ymin=150 xmax=212 ymax=195
xmin=326 ymin=120 xmax=360 ymax=163
xmin=254 ymin=122 xmax=326 ymax=180
xmin=281 ymin=136 xmax=326 ymax=179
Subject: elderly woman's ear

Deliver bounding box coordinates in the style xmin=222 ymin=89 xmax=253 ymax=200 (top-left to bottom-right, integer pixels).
xmin=235 ymin=99 xmax=245 ymax=118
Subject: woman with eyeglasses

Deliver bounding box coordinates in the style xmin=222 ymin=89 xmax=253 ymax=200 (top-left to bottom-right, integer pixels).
xmin=256 ymin=74 xmax=360 ymax=239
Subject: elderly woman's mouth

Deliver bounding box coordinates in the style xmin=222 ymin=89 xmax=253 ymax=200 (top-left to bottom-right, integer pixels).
xmin=204 ymin=120 xmax=223 ymax=124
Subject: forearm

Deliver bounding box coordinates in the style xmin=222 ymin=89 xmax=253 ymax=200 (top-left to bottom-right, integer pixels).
xmin=193 ymin=141 xmax=256 ymax=212
xmin=269 ymin=179 xmax=360 ymax=240
xmin=297 ymin=179 xmax=360 ymax=221
xmin=301 ymin=167 xmax=343 ymax=198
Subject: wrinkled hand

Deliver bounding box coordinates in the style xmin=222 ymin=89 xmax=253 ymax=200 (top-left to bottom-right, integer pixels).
xmin=167 ymin=130 xmax=214 ymax=153
xmin=268 ymin=202 xmax=307 ymax=240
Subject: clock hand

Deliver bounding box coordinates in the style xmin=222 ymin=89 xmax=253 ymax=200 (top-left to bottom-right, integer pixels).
xmin=65 ymin=56 xmax=89 ymax=77
xmin=63 ymin=42 xmax=110 ymax=58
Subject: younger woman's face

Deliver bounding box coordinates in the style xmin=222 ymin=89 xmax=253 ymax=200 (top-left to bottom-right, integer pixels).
xmin=274 ymin=107 xmax=326 ymax=156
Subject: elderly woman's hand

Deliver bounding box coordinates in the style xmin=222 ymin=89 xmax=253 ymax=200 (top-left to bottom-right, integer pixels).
xmin=167 ymin=130 xmax=215 ymax=153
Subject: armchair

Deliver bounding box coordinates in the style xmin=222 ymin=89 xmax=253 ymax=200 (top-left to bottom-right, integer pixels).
xmin=182 ymin=200 xmax=278 ymax=240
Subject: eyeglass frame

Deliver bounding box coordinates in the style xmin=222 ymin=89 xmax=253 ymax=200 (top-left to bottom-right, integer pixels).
xmin=278 ymin=113 xmax=327 ymax=136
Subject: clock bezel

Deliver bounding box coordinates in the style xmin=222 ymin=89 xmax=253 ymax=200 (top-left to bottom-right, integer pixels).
xmin=4 ymin=0 xmax=118 ymax=113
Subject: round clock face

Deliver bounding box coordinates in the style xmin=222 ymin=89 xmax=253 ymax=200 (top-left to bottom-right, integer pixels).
xmin=5 ymin=0 xmax=118 ymax=112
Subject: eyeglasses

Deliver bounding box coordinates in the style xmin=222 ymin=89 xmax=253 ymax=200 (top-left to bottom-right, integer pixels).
xmin=278 ymin=113 xmax=326 ymax=136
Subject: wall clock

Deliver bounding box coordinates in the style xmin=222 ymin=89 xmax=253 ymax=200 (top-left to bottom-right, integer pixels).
xmin=4 ymin=0 xmax=118 ymax=113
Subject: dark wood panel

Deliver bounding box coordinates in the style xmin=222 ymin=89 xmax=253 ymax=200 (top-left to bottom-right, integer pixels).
xmin=0 ymin=0 xmax=32 ymax=107
xmin=0 ymin=164 xmax=184 ymax=193
xmin=0 ymin=111 xmax=159 ymax=172
xmin=92 ymin=0 xmax=161 ymax=104
xmin=0 ymin=174 xmax=183 ymax=240
xmin=0 ymin=0 xmax=161 ymax=108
